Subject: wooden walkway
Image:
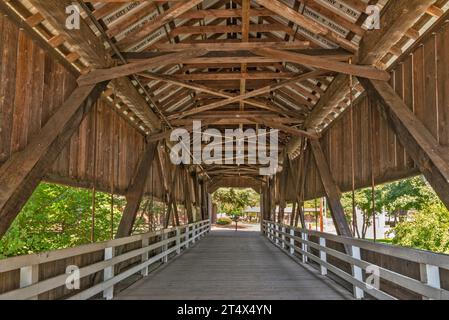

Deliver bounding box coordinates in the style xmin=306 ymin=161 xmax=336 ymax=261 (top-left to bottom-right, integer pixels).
xmin=116 ymin=228 xmax=351 ymax=300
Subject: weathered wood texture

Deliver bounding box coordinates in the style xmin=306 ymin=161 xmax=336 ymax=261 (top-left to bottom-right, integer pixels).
xmin=0 ymin=231 xmax=169 ymax=299
xmin=0 ymin=15 xmax=185 ymax=202
xmin=116 ymin=229 xmax=352 ymax=300
xmin=286 ymin=20 xmax=449 ymax=201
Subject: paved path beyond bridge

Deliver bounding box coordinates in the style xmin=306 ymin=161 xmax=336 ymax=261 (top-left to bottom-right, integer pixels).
xmin=116 ymin=229 xmax=351 ymax=300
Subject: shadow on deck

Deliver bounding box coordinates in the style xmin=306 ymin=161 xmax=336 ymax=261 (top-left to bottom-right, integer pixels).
xmin=116 ymin=228 xmax=352 ymax=300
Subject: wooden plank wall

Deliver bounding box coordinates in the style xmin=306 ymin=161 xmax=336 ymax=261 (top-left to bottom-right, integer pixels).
xmin=0 ymin=13 xmax=178 ymax=202
xmin=287 ymin=20 xmax=449 ymax=202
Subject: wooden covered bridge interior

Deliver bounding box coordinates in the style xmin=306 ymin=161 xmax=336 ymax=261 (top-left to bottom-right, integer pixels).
xmin=0 ymin=0 xmax=449 ymax=300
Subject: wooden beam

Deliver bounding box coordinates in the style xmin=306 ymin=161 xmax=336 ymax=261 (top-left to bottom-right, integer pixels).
xmin=117 ymin=0 xmax=204 ymax=50
xmin=359 ymin=0 xmax=438 ymax=65
xmin=77 ymin=50 xmax=208 ymax=86
xmin=0 ymin=82 xmax=108 ymax=238
xmin=252 ymin=48 xmax=390 ymax=81
xmin=173 ymin=72 xmax=296 ymax=81
xmin=28 ymin=0 xmax=162 ymax=131
xmin=359 ymin=78 xmax=449 ymax=211
xmin=183 ymin=168 xmax=195 ymax=223
xmin=254 ymin=0 xmax=358 ymax=52
xmin=165 ymin=166 xmax=181 ymax=228
xmin=146 ymin=119 xmax=215 ymax=143
xmin=116 ymin=142 xmax=158 ymax=238
xmin=149 ymin=41 xmax=310 ymax=51
xmin=288 ymin=0 xmax=436 ymax=154
xmin=177 ymin=8 xmax=273 ymax=19
xmin=248 ymin=117 xmax=319 ymax=140
xmin=139 ymin=72 xmax=306 ymax=118
xmin=310 ymin=140 xmax=352 ymax=237
xmin=167 ymin=70 xmax=326 ymax=119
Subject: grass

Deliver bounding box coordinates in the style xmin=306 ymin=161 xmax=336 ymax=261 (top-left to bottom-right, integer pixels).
xmin=365 ymin=238 xmax=394 ymax=244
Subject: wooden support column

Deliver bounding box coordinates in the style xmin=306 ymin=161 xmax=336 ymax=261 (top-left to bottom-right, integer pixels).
xmin=183 ymin=168 xmax=195 ymax=223
xmin=200 ymin=180 xmax=209 ymax=220
xmin=278 ymin=154 xmax=289 ymax=224
xmin=165 ymin=166 xmax=181 ymax=228
xmin=310 ymin=140 xmax=352 ymax=237
xmin=115 ymin=142 xmax=157 ymax=238
xmin=359 ymin=78 xmax=449 ymax=211
xmin=291 ymin=148 xmax=309 ymax=229
xmin=0 ymin=82 xmax=108 ymax=238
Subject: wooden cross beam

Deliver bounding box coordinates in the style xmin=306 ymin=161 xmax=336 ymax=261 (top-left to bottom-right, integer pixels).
xmin=138 ymin=72 xmax=307 ymax=118
xmin=167 ymin=70 xmax=327 ymax=119
xmin=77 ymin=49 xmax=208 ymax=86
xmin=247 ymin=117 xmax=319 ymax=140
xmin=254 ymin=0 xmax=358 ymax=52
xmin=117 ymin=0 xmax=204 ymax=50
xmin=146 ymin=119 xmax=216 ymax=143
xmin=359 ymin=78 xmax=449 ymax=211
xmin=0 ymin=82 xmax=108 ymax=238
xmin=148 ymin=41 xmax=311 ymax=52
xmin=252 ymin=48 xmax=390 ymax=81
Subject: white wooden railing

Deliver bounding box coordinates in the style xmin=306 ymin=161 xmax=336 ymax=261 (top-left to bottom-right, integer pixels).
xmin=263 ymin=221 xmax=449 ymax=300
xmin=0 ymin=220 xmax=210 ymax=300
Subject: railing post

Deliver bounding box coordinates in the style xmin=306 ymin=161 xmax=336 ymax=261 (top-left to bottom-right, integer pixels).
xmin=103 ymin=247 xmax=114 ymax=300
xmin=192 ymin=224 xmax=196 ymax=244
xmin=20 ymin=264 xmax=39 ymax=300
xmin=420 ymin=263 xmax=441 ymax=299
xmin=301 ymin=232 xmax=308 ymax=263
xmin=281 ymin=226 xmax=286 ymax=249
xmin=319 ymin=237 xmax=327 ymax=276
xmin=185 ymin=225 xmax=190 ymax=249
xmin=176 ymin=227 xmax=181 ymax=255
xmin=275 ymin=224 xmax=279 ymax=246
xmin=351 ymin=245 xmax=364 ymax=299
xmin=266 ymin=222 xmax=270 ymax=240
xmin=141 ymin=238 xmax=149 ymax=276
xmin=162 ymin=231 xmax=168 ymax=263
xmin=289 ymin=228 xmax=295 ymax=255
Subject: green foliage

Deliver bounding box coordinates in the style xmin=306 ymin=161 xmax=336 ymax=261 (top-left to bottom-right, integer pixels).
xmin=0 ymin=183 xmax=125 ymax=259
xmin=381 ymin=176 xmax=437 ymax=213
xmin=216 ymin=217 xmax=233 ymax=225
xmin=340 ymin=176 xmax=437 ymax=238
xmin=212 ymin=188 xmax=259 ymax=218
xmin=391 ymin=203 xmax=449 ymax=254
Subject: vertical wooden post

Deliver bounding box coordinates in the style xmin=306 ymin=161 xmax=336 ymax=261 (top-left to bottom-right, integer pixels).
xmin=162 ymin=232 xmax=168 ymax=263
xmin=289 ymin=229 xmax=295 ymax=255
xmin=420 ymin=263 xmax=441 ymax=299
xmin=351 ymin=246 xmax=365 ymax=299
xmin=185 ymin=225 xmax=190 ymax=249
xmin=319 ymin=237 xmax=327 ymax=276
xmin=176 ymin=227 xmax=181 ymax=254
xmin=281 ymin=226 xmax=286 ymax=249
xmin=141 ymin=238 xmax=149 ymax=276
xmin=103 ymin=247 xmax=114 ymax=300
xmin=20 ymin=265 xmax=39 ymax=299
xmin=301 ymin=232 xmax=308 ymax=263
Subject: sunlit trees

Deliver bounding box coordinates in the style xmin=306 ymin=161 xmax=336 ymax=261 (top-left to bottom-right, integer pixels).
xmin=391 ymin=202 xmax=449 ymax=253
xmin=212 ymin=188 xmax=259 ymax=219
xmin=0 ymin=183 xmax=125 ymax=258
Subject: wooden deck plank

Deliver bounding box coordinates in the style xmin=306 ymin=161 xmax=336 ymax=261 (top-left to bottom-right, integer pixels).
xmin=116 ymin=229 xmax=351 ymax=300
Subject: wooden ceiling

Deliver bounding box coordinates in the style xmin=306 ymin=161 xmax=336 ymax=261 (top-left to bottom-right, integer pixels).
xmin=2 ymin=0 xmax=448 ymax=181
